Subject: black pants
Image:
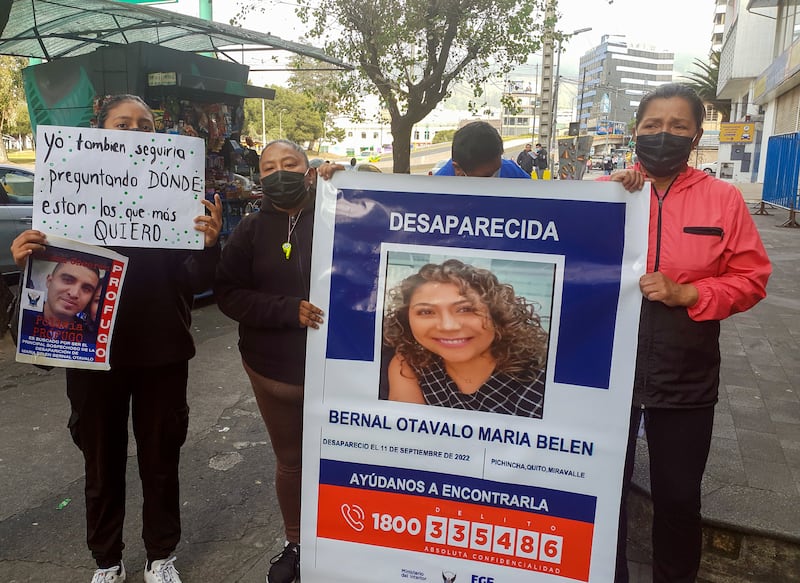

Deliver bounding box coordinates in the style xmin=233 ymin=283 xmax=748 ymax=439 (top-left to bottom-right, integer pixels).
xmin=66 ymin=362 xmax=189 ymax=568
xmin=616 ymin=405 xmax=714 ymax=583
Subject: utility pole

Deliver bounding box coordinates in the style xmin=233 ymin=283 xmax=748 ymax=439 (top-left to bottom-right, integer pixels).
xmin=577 ymin=68 xmax=586 ymax=134
xmin=538 ymin=0 xmax=556 ymax=164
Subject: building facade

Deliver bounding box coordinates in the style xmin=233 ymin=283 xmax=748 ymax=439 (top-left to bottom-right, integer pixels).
xmin=716 ymin=0 xmax=798 ymax=183
xmin=576 ymin=35 xmax=674 ymax=146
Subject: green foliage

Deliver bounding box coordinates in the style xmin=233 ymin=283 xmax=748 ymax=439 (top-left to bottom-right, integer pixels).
xmin=683 ymin=50 xmax=731 ymax=122
xmin=0 ymin=56 xmax=29 ymax=161
xmin=237 ymin=0 xmax=548 ymax=172
xmin=432 ymin=129 xmax=455 ymax=144
xmin=326 ymin=126 xmax=346 ymax=144
xmin=242 ymin=86 xmax=324 ymax=147
xmin=287 ymin=53 xmax=347 ymax=146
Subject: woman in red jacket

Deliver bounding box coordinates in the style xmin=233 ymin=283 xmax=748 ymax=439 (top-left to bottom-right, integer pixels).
xmin=606 ymin=84 xmax=771 ymax=583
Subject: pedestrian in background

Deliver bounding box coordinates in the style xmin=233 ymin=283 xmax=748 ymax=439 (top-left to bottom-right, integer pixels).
xmin=215 ymin=139 xmax=324 ymax=583
xmin=10 ymin=94 xmax=223 ymax=583
xmin=516 ymin=143 xmax=535 ymax=175
xmin=604 ymin=83 xmax=771 ymax=583
xmin=533 ymin=143 xmax=549 ymax=179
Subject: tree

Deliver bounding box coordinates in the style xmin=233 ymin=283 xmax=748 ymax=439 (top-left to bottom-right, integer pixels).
xmin=683 ymin=50 xmax=731 ymax=122
xmin=238 ymin=0 xmax=548 ymax=173
xmin=0 ymin=56 xmax=29 ymax=161
xmin=287 ymin=53 xmax=343 ymax=149
xmin=242 ymin=86 xmax=324 ymax=149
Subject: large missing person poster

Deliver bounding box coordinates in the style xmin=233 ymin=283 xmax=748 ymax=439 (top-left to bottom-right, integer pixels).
xmin=15 ymin=235 xmax=128 ymax=370
xmin=301 ymin=173 xmax=649 ymax=582
xmin=33 ymin=125 xmax=206 ymax=249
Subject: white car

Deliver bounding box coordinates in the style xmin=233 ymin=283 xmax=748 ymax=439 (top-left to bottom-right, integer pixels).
xmin=698 ymin=161 xmax=717 ymax=176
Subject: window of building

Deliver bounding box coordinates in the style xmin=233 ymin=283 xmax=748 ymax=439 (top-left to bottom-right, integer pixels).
xmin=361 ymin=132 xmax=367 ymax=139
xmin=704 ymin=105 xmax=717 ymax=121
xmin=347 ymin=131 xmax=353 ymax=137
xmin=776 ymin=1 xmax=800 ymax=54
xmin=414 ymin=130 xmax=420 ymax=140
xmin=373 ymin=132 xmax=379 ymax=139
xmin=424 ymin=130 xmax=430 ymax=140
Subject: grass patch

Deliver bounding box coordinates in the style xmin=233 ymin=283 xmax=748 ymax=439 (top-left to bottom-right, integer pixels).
xmin=7 ymin=150 xmax=36 ymax=165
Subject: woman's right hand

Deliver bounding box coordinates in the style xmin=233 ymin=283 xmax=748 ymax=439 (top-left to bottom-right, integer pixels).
xmin=609 ymin=169 xmax=646 ymax=192
xmin=10 ymin=230 xmax=47 ymax=268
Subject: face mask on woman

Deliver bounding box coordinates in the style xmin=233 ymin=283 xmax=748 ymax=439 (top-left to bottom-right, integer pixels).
xmin=260 ymin=170 xmax=309 ymax=210
xmin=635 ymin=132 xmax=695 ymax=178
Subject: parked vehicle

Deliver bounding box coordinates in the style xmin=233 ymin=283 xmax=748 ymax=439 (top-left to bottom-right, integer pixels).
xmin=0 ymin=164 xmax=34 ymax=279
xmin=698 ymin=161 xmax=718 ymax=176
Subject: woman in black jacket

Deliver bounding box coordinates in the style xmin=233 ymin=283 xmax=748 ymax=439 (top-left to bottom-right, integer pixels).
xmin=214 ymin=139 xmax=323 ymax=583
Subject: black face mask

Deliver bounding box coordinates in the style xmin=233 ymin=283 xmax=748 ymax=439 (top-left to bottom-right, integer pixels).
xmin=260 ymin=170 xmax=309 ymax=210
xmin=635 ymin=132 xmax=695 ymax=178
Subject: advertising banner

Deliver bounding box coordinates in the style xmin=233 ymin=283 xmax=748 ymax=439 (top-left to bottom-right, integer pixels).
xmin=33 ymin=125 xmax=206 ymax=249
xmin=301 ymin=173 xmax=649 ymax=582
xmin=15 ymin=235 xmax=128 ymax=370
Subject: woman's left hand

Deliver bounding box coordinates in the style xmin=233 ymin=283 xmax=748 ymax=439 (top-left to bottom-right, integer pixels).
xmin=640 ymin=272 xmax=699 ymax=308
xmin=299 ymin=300 xmax=325 ymax=329
xmin=195 ymin=193 xmax=223 ymax=247
xmin=317 ymin=162 xmax=346 ymax=181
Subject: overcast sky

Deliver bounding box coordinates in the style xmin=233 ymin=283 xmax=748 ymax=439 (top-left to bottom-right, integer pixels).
xmin=163 ymin=0 xmax=717 ymax=90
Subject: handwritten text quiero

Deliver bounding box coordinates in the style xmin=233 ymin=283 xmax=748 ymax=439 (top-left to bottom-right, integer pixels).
xmin=34 ymin=125 xmax=206 ymax=249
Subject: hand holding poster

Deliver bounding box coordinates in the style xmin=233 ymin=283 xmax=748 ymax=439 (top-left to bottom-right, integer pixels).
xmin=15 ymin=235 xmax=128 ymax=370
xmin=301 ymin=172 xmax=649 ymax=582
xmin=34 ymin=125 xmax=206 ymax=249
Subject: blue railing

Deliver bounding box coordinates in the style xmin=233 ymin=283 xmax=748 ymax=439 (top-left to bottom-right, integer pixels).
xmin=763 ymin=133 xmax=800 ymax=211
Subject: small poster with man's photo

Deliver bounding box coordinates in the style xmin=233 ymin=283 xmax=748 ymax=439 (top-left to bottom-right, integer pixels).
xmin=15 ymin=236 xmax=128 ymax=370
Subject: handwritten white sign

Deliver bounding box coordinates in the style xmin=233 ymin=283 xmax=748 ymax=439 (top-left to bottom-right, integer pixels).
xmin=34 ymin=125 xmax=206 ymax=249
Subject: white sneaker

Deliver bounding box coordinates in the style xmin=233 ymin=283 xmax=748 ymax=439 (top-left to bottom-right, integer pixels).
xmin=143 ymin=556 xmax=181 ymax=583
xmin=91 ymin=561 xmax=126 ymax=582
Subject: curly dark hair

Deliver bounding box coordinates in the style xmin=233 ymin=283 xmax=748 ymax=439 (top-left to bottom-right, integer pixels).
xmin=383 ymin=259 xmax=548 ymax=380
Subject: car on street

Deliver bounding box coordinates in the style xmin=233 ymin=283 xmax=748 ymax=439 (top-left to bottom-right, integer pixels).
xmin=698 ymin=161 xmax=717 ymax=176
xmin=0 ymin=164 xmax=35 ymax=280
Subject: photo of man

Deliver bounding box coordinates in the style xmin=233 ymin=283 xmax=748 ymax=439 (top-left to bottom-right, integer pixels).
xmin=26 ymin=260 xmax=100 ymax=342
xmin=14 ymin=236 xmax=128 ymax=370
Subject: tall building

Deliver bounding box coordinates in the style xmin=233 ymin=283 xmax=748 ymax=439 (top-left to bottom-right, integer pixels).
xmin=576 ymin=35 xmax=674 ymax=145
xmin=711 ymin=0 xmax=727 ymax=52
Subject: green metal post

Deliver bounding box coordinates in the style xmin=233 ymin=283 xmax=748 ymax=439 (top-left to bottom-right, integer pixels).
xmin=199 ymin=0 xmax=212 ymax=20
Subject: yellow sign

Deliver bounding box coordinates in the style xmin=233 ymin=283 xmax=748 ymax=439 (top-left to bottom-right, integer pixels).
xmin=719 ymin=123 xmax=754 ymax=143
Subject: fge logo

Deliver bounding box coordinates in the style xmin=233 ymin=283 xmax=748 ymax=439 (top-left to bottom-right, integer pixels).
xmin=471 ymin=577 xmax=494 ymax=583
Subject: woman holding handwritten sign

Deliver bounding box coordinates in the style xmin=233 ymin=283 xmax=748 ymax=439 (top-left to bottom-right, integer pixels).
xmin=11 ymin=94 xmax=223 ymax=583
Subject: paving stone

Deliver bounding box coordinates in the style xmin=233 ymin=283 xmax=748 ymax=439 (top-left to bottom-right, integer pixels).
xmin=736 ymin=428 xmax=785 ymax=463
xmin=730 ymin=402 xmax=774 ymax=433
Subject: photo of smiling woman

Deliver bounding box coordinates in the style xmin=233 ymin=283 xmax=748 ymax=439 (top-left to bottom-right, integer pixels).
xmin=382 ymin=258 xmax=551 ymax=418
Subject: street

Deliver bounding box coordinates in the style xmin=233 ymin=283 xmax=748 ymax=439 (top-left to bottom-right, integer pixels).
xmin=0 ymin=301 xmax=285 ymax=582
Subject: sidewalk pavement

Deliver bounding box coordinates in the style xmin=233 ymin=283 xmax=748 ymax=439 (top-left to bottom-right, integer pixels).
xmin=0 ymin=181 xmax=797 ymax=582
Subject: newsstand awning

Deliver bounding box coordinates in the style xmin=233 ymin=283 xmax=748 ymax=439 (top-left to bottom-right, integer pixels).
xmin=0 ymin=0 xmax=350 ymax=69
